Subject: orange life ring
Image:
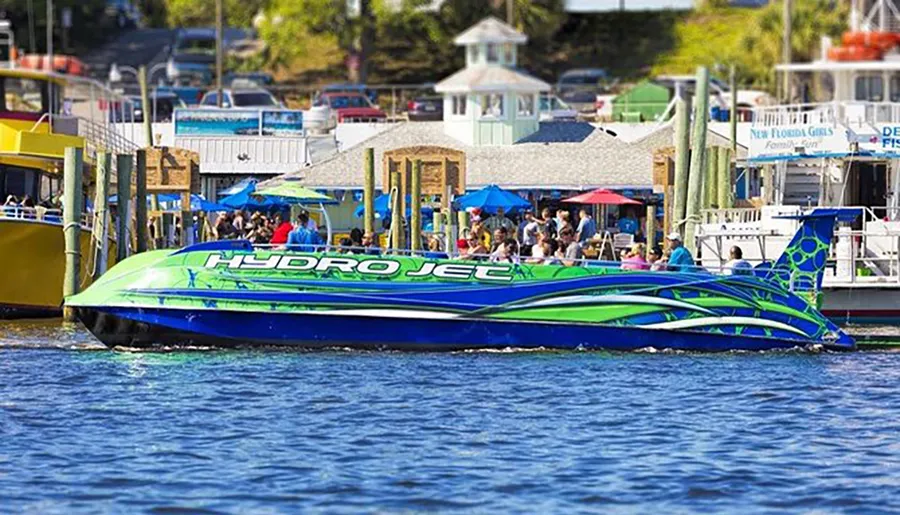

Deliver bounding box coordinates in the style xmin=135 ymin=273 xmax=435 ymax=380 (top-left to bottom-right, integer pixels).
xmin=827 ymin=45 xmax=882 ymax=61
xmin=841 ymin=31 xmax=897 ymax=50
xmin=17 ymin=54 xmax=85 ymax=75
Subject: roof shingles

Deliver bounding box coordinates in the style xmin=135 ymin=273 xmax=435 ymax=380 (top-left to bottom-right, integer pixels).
xmin=260 ymin=122 xmax=654 ymax=191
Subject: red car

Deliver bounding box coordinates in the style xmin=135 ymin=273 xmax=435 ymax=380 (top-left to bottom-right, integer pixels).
xmin=314 ymin=92 xmax=386 ymax=123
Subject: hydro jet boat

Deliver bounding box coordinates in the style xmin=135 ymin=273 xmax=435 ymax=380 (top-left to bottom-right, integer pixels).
xmin=66 ymin=209 xmax=857 ymax=352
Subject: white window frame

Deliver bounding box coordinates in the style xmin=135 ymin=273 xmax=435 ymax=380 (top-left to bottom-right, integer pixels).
xmin=516 ymin=94 xmax=536 ymax=118
xmin=854 ymin=73 xmax=884 ymax=102
xmin=480 ymin=93 xmax=505 ymax=119
xmin=451 ymin=94 xmax=467 ymax=117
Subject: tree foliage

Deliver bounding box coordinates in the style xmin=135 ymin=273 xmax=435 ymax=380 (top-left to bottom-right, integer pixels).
xmin=164 ymin=0 xmax=271 ymax=29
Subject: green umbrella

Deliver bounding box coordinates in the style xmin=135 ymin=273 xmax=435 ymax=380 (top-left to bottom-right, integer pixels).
xmin=254 ymin=182 xmax=338 ymax=205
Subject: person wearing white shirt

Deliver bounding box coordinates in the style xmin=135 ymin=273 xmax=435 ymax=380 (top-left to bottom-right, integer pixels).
xmin=723 ymin=246 xmax=753 ymax=275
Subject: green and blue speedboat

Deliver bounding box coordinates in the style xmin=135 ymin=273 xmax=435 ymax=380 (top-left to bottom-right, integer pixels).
xmin=67 ymin=209 xmax=858 ymax=352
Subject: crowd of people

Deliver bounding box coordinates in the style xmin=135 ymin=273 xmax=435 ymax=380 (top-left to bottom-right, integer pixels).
xmin=215 ymin=206 xmax=753 ymax=274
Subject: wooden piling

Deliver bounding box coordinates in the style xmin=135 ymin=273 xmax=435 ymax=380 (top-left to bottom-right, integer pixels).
xmin=181 ymin=193 xmax=194 ymax=247
xmin=94 ymin=152 xmax=112 ymax=274
xmin=684 ymin=66 xmax=710 ymax=254
xmin=717 ymin=146 xmax=732 ymax=209
xmin=62 ymin=147 xmax=83 ymax=322
xmin=673 ymin=95 xmax=690 ymax=234
xmin=138 ymin=66 xmax=152 ymax=147
xmin=116 ymin=154 xmax=133 ymax=262
xmin=410 ymin=160 xmax=422 ymax=253
xmin=729 ymin=64 xmax=738 ymax=154
xmin=389 ymin=171 xmax=401 ymax=251
xmin=646 ymin=204 xmax=656 ymax=257
xmin=457 ymin=210 xmax=469 ymax=240
xmin=363 ymin=147 xmax=375 ymax=235
xmin=706 ymin=146 xmax=719 ymax=209
xmin=134 ymin=149 xmax=148 ymax=253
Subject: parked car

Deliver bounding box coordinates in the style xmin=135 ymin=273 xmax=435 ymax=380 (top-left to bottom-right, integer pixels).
xmin=167 ymin=27 xmax=249 ymax=83
xmin=108 ymin=92 xmax=186 ymax=123
xmin=319 ymin=84 xmax=378 ymax=105
xmin=199 ymin=88 xmax=284 ymax=109
xmin=314 ymin=92 xmax=386 ymax=123
xmin=538 ymin=94 xmax=577 ymax=121
xmin=157 ymin=84 xmax=206 ymax=107
xmin=556 ymin=68 xmax=613 ymax=113
xmin=224 ymin=72 xmax=274 ymax=88
xmin=407 ymin=96 xmax=443 ymax=121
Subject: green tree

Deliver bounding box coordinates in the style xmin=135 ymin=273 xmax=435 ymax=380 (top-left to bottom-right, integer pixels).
xmin=164 ymin=0 xmax=271 ymax=29
xmin=736 ymin=0 xmax=847 ymax=90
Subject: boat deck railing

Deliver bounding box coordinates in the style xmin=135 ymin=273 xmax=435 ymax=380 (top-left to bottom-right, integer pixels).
xmin=752 ymin=101 xmax=900 ymax=129
xmin=0 ymin=206 xmax=93 ymax=230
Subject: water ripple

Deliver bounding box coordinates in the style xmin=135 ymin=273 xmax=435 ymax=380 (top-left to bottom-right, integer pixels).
xmin=1 ymin=320 xmax=900 ymax=512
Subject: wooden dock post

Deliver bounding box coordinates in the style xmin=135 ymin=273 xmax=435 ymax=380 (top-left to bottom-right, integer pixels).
xmin=389 ymin=171 xmax=401 ymax=251
xmin=729 ymin=64 xmax=738 ymax=154
xmin=364 ymin=147 xmax=375 ymax=236
xmin=646 ymin=204 xmax=656 ymax=257
xmin=718 ymin=146 xmax=732 ymax=209
xmin=410 ymin=160 xmax=422 ymax=253
xmin=135 ymin=149 xmax=148 ymax=253
xmin=706 ymin=146 xmax=719 ymax=209
xmin=457 ymin=210 xmax=469 ymax=240
xmin=684 ymin=66 xmax=710 ymax=254
xmin=116 ymin=154 xmax=133 ymax=262
xmin=94 ymin=152 xmax=112 ymax=274
xmin=673 ymin=95 xmax=690 ymax=235
xmin=62 ymin=147 xmax=83 ymax=322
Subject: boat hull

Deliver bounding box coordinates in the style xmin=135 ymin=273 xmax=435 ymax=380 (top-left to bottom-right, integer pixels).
xmin=0 ymin=219 xmax=115 ymax=317
xmin=76 ymin=306 xmax=823 ymax=352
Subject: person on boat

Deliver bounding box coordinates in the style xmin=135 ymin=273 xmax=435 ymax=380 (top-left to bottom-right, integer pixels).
xmin=520 ymin=211 xmax=539 ymax=257
xmin=424 ymin=236 xmax=449 ymax=260
xmin=621 ymin=243 xmax=649 ymax=271
xmin=665 ymin=232 xmax=695 ymax=272
xmin=338 ymin=237 xmax=355 ymax=254
xmin=269 ymin=214 xmax=293 ymax=245
xmin=214 ymin=213 xmax=238 ymax=240
xmin=537 ymin=207 xmax=557 ymax=238
xmin=557 ymin=210 xmax=573 ymax=234
xmin=576 ymin=209 xmax=597 ymax=244
xmin=464 ymin=233 xmax=488 ymax=260
xmin=648 ymin=245 xmax=666 ymax=271
xmin=545 ymin=240 xmax=562 ymax=266
xmin=361 ymin=232 xmax=381 ymax=255
xmin=723 ymin=246 xmax=753 ymax=276
xmin=484 ymin=207 xmax=516 ymax=235
xmin=286 ymin=212 xmax=322 ymax=252
xmin=491 ymin=238 xmax=520 ymax=264
xmin=557 ymin=227 xmax=582 ymax=266
xmin=20 ymin=195 xmax=35 ymax=209
xmin=491 ymin=226 xmax=509 ymax=253
xmin=233 ymin=210 xmax=246 ymax=233
xmin=349 ymin=228 xmax=364 ymax=250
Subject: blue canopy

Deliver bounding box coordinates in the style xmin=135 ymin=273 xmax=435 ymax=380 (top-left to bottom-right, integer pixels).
xmin=108 ymin=193 xmax=229 ymax=212
xmin=354 ymin=194 xmax=434 ymax=219
xmin=453 ymin=185 xmax=531 ymax=214
xmin=219 ymin=178 xmax=257 ymax=197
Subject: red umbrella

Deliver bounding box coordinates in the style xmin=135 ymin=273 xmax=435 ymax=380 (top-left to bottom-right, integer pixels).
xmin=562 ymin=189 xmax=641 ymax=205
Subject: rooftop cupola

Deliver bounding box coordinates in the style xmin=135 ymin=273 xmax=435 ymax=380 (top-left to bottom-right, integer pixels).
xmin=435 ymin=17 xmax=551 ymax=146
xmin=454 ymin=16 xmax=528 ymax=67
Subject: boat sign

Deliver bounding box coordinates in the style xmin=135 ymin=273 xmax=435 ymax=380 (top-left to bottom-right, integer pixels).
xmin=203 ymin=254 xmax=515 ymax=282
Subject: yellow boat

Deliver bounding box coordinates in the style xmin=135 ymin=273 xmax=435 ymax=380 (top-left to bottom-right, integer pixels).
xmin=0 ymin=68 xmax=118 ymax=317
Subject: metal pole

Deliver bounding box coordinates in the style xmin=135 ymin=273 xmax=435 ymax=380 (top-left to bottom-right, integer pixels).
xmin=215 ymin=0 xmax=224 ymax=108
xmin=135 ymin=149 xmax=148 ymax=253
xmin=410 ymin=160 xmax=422 ymax=253
xmin=782 ymin=0 xmax=792 ymax=102
xmin=673 ymin=95 xmax=690 ymax=233
xmin=364 ymin=147 xmax=375 ymax=235
xmin=46 ymin=0 xmax=52 ymax=70
xmin=62 ymin=147 xmax=83 ymax=321
xmin=685 ymin=66 xmax=710 ymax=254
xmin=116 ymin=154 xmax=133 ymax=262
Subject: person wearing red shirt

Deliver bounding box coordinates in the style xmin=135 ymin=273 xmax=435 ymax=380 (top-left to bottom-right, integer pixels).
xmin=269 ymin=214 xmax=293 ymax=245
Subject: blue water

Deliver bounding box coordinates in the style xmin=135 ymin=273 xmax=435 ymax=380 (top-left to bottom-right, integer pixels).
xmin=2 ymin=320 xmax=900 ymax=513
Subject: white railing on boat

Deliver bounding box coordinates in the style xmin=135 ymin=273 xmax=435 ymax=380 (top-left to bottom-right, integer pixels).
xmin=753 ymin=101 xmax=900 ymax=128
xmin=0 ymin=205 xmax=93 ymax=230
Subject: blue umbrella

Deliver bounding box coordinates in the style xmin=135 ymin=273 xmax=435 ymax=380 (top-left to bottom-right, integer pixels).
xmin=354 ymin=194 xmax=434 ymax=219
xmin=219 ymin=182 xmax=289 ymax=210
xmin=453 ymin=184 xmax=531 ymax=214
xmin=219 ymin=178 xmax=257 ymax=196
xmin=109 ymin=193 xmax=229 ymax=212
xmin=109 ymin=193 xmax=179 ymax=204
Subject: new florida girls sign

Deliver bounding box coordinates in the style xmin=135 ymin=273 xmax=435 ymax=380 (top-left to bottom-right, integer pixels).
xmin=749 ymin=124 xmax=848 ymax=161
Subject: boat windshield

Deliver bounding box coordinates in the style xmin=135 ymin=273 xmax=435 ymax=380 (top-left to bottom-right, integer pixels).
xmin=0 ymin=76 xmax=56 ymax=117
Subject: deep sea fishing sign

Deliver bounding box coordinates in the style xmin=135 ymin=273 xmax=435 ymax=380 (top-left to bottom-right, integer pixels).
xmin=204 ymin=253 xmax=515 ymax=282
